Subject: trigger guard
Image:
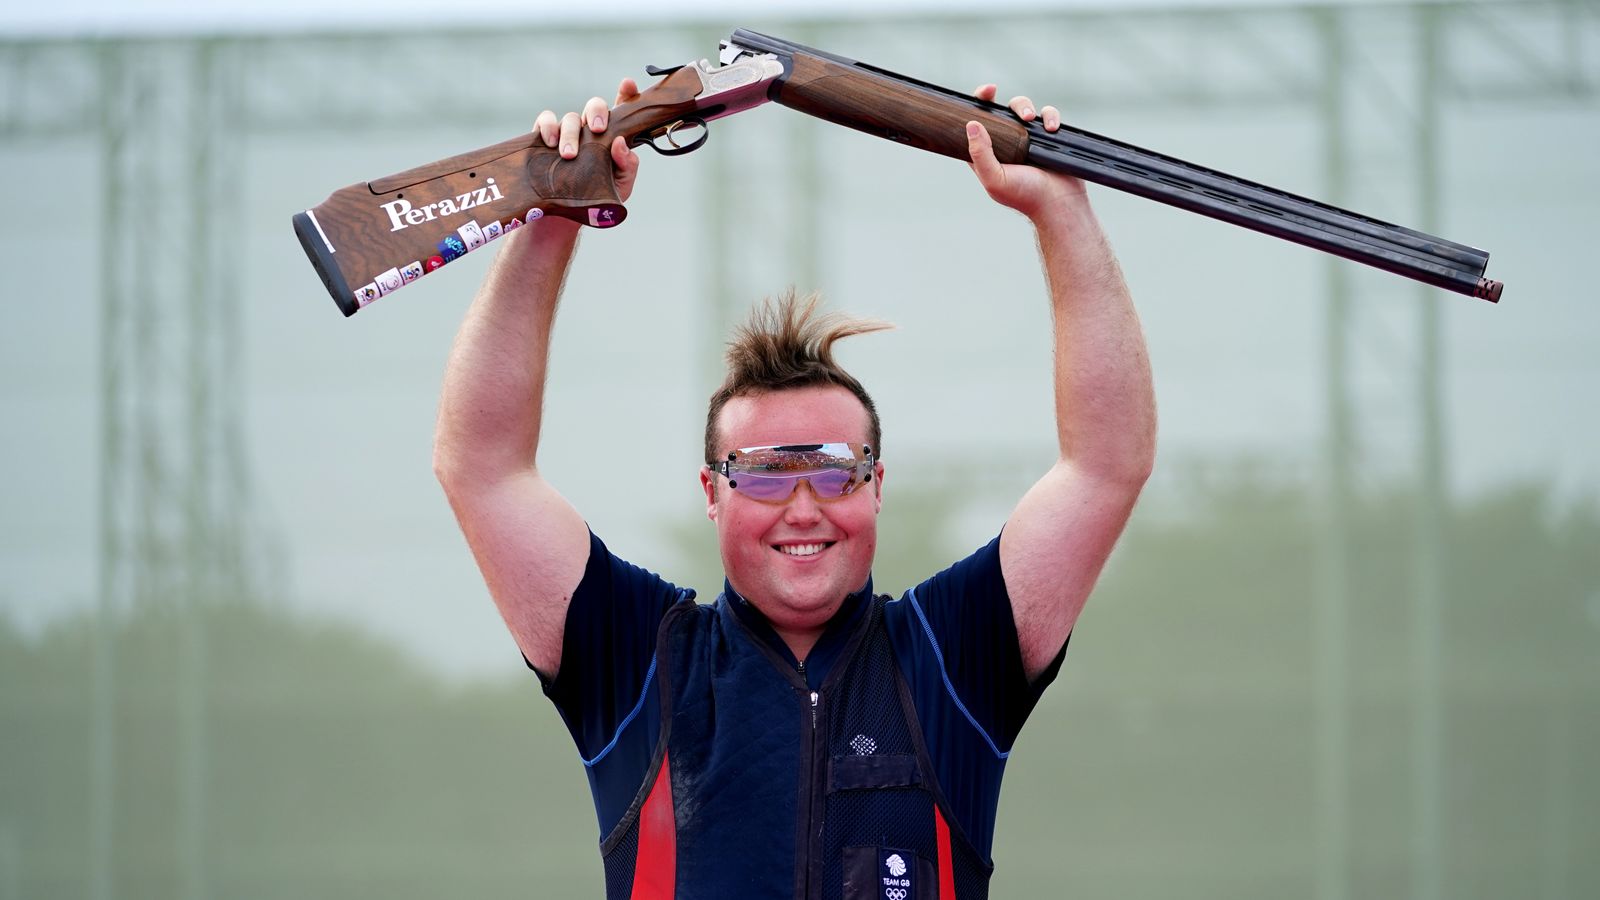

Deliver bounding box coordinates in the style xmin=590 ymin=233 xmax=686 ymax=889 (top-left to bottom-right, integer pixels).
xmin=644 ymin=119 xmax=709 ymax=157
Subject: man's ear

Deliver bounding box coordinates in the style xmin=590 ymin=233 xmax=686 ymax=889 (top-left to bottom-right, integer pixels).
xmin=872 ymin=461 xmax=885 ymax=512
xmin=700 ymin=468 xmax=718 ymax=521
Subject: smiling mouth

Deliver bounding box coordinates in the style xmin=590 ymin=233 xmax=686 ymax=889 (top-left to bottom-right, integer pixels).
xmin=774 ymin=542 xmax=835 ymax=558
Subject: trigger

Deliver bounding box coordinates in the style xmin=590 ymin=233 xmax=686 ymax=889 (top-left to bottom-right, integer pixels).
xmin=645 ymin=63 xmax=685 ymax=77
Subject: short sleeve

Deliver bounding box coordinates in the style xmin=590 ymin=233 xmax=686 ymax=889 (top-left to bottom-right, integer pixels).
xmin=902 ymin=534 xmax=1067 ymax=752
xmin=536 ymin=529 xmax=687 ymax=762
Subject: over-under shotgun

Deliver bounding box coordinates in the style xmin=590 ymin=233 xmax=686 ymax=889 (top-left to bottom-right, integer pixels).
xmin=294 ymin=28 xmax=1501 ymax=316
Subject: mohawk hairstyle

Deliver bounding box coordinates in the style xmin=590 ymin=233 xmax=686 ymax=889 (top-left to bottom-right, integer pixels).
xmin=704 ymin=289 xmax=893 ymax=464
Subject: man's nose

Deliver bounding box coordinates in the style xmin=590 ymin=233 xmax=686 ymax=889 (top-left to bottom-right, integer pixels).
xmin=782 ymin=478 xmax=825 ymax=524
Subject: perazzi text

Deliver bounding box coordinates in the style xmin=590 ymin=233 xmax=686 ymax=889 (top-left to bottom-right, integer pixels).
xmin=380 ymin=178 xmax=505 ymax=232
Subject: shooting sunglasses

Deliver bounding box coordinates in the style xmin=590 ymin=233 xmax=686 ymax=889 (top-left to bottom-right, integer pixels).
xmin=708 ymin=443 xmax=875 ymax=502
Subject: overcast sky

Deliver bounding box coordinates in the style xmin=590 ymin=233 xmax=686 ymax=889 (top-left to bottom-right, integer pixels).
xmin=5 ymin=0 xmax=1423 ymax=36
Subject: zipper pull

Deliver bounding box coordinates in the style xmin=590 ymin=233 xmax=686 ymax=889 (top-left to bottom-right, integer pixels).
xmin=810 ymin=691 xmax=819 ymax=727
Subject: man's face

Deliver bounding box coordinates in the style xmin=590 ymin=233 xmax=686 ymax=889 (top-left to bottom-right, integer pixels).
xmin=700 ymin=385 xmax=885 ymax=638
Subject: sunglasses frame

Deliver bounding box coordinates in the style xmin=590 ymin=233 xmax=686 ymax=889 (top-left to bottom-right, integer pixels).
xmin=707 ymin=442 xmax=876 ymax=502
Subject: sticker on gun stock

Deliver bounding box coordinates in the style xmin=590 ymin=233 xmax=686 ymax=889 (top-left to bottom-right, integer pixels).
xmin=438 ymin=235 xmax=467 ymax=262
xmin=354 ymin=283 xmax=380 ymax=308
xmin=373 ymin=267 xmax=403 ymax=296
xmin=525 ymin=208 xmax=543 ymax=221
xmin=399 ymin=261 xmax=424 ymax=284
xmin=458 ymin=221 xmax=486 ymax=251
xmin=425 ymin=255 xmax=446 ymax=272
xmin=505 ymin=217 xmax=523 ymax=231
xmin=483 ymin=220 xmax=504 ymax=241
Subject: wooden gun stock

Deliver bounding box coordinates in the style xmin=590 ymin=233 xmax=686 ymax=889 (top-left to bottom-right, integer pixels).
xmin=293 ymin=65 xmax=705 ymax=316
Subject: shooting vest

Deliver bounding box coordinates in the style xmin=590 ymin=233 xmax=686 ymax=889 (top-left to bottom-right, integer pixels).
xmin=597 ymin=592 xmax=993 ymax=900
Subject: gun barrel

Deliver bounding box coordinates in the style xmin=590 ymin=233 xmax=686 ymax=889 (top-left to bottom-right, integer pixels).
xmin=729 ymin=27 xmax=1501 ymax=303
xmin=1023 ymin=126 xmax=1499 ymax=302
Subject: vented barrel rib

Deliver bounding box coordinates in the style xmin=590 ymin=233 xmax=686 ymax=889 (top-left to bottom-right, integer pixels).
xmin=730 ymin=27 xmax=1501 ymax=302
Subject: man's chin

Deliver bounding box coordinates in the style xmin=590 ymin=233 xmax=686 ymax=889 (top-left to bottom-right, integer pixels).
xmin=759 ymin=579 xmax=847 ymax=626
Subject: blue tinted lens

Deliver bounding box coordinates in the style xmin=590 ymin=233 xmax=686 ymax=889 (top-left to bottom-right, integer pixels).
xmin=722 ymin=443 xmax=869 ymax=502
xmin=804 ymin=468 xmax=856 ymax=497
xmin=728 ymin=467 xmax=858 ymax=501
xmin=734 ymin=472 xmax=804 ymax=501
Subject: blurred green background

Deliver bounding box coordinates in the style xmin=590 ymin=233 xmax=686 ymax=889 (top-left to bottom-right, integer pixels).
xmin=3 ymin=1 xmax=1597 ymax=898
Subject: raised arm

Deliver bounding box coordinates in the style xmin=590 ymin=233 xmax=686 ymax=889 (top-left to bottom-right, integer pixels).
xmin=964 ymin=87 xmax=1158 ymax=682
xmin=433 ymin=84 xmax=642 ymax=678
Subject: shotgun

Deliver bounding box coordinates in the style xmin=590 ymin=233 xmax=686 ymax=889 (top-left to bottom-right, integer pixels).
xmin=293 ymin=28 xmax=1502 ymax=316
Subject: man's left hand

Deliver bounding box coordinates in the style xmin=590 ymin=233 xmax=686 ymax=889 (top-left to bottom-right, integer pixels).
xmin=965 ymin=85 xmax=1086 ymax=222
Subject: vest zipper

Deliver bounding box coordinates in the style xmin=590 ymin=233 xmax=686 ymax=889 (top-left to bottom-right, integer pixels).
xmin=796 ymin=658 xmax=823 ymax=899
xmin=798 ymin=660 xmax=819 ymax=728
xmin=804 ymin=688 xmax=823 ymax=899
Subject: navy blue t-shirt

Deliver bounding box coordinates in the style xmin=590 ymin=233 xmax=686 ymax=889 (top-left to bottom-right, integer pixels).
xmin=535 ymin=531 xmax=1067 ymax=863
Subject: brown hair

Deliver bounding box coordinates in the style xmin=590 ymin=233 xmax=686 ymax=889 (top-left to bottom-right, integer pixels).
xmin=704 ymin=289 xmax=892 ymax=463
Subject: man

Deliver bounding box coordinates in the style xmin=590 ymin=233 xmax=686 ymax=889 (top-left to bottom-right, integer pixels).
xmin=434 ymin=77 xmax=1156 ymax=899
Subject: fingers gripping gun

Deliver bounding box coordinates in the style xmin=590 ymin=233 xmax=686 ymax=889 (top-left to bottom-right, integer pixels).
xmin=294 ymin=29 xmax=1501 ymax=317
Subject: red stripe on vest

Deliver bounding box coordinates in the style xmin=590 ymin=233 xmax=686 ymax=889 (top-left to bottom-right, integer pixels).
xmin=934 ymin=806 xmax=957 ymax=899
xmin=630 ymin=750 xmax=676 ymax=899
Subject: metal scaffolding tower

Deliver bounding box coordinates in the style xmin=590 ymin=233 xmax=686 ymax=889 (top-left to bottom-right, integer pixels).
xmin=93 ymin=39 xmax=252 ymax=900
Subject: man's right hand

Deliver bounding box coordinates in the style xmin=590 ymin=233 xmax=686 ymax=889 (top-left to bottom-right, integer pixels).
xmin=436 ymin=80 xmax=654 ymax=680
xmin=531 ymin=78 xmax=645 ymax=204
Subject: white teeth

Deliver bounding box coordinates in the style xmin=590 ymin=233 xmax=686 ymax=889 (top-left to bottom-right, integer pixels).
xmin=777 ymin=543 xmax=827 ymax=557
